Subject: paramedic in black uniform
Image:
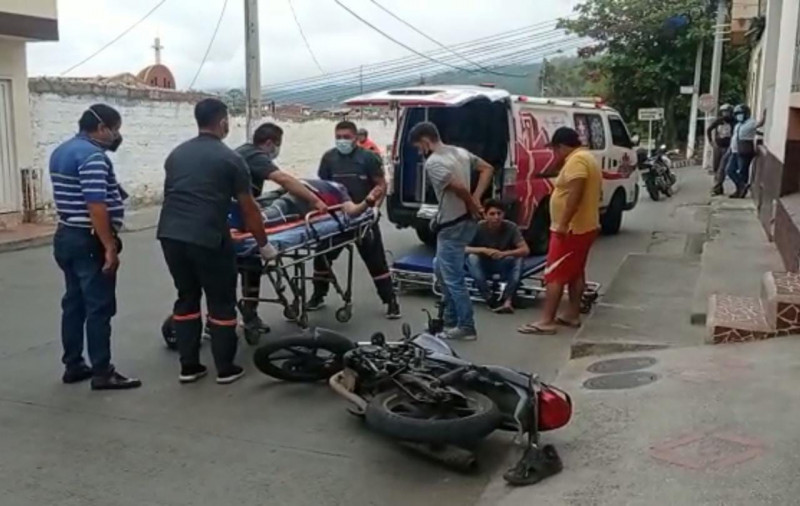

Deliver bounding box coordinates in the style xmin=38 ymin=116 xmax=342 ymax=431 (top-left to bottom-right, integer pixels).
xmin=157 ymin=98 xmax=274 ymax=385
xmin=234 ymin=122 xmax=327 ymax=335
xmin=309 ymin=120 xmax=401 ymax=319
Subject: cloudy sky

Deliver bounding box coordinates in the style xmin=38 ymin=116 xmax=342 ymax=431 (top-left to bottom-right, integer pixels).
xmin=27 ymin=0 xmax=581 ymax=90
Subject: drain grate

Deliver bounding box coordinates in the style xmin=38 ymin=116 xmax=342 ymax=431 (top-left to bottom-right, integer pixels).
xmin=583 ymin=371 xmax=659 ymax=390
xmin=586 ymin=356 xmax=657 ymax=374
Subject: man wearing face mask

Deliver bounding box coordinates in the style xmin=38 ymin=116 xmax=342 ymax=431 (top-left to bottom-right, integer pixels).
xmin=49 ymin=104 xmax=141 ymax=390
xmin=234 ymin=122 xmax=327 ymax=333
xmin=158 ymin=98 xmax=273 ymax=385
xmin=311 ymin=120 xmax=400 ymax=319
xmin=726 ymin=105 xmax=765 ymax=198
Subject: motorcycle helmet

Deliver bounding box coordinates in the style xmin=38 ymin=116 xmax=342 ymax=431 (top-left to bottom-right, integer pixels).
xmin=720 ymin=103 xmax=733 ymax=116
xmin=734 ymin=104 xmax=751 ymax=121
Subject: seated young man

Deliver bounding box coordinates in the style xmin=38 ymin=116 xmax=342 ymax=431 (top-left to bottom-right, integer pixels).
xmin=465 ymin=199 xmax=530 ymax=314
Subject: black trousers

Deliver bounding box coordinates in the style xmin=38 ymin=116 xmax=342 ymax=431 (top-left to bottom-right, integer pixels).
xmin=312 ymin=222 xmax=394 ymax=304
xmin=160 ymin=238 xmax=239 ymax=373
xmin=239 ymin=257 xmax=262 ymax=322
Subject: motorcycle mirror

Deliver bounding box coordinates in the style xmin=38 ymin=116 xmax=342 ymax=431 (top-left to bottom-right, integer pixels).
xmin=659 ymin=144 xmax=667 ymax=151
xmin=401 ymin=323 xmax=412 ymax=340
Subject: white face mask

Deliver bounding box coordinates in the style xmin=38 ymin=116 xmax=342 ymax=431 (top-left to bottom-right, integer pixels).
xmin=336 ymin=139 xmax=355 ymax=155
xmin=269 ymin=145 xmax=281 ymax=161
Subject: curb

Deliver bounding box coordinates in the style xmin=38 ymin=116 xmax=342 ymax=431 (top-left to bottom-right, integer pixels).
xmin=0 ymin=234 xmax=54 ymax=254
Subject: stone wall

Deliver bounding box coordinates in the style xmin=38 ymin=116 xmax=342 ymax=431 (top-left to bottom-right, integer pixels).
xmin=28 ymin=79 xmax=395 ymax=209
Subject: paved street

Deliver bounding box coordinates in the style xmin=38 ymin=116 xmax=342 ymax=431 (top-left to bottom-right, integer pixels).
xmin=0 ymin=168 xmax=710 ymax=505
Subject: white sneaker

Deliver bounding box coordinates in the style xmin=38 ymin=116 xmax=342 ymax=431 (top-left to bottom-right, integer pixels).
xmin=442 ymin=327 xmax=478 ymax=341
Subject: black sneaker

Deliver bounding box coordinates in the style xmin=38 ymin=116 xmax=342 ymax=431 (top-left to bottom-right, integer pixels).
xmin=62 ymin=364 xmax=92 ymax=384
xmin=386 ymin=298 xmax=402 ymax=320
xmin=179 ymin=364 xmax=208 ymax=384
xmin=91 ymin=371 xmax=142 ymax=390
xmin=217 ymin=365 xmax=245 ymax=385
xmin=244 ymin=315 xmax=270 ymax=334
xmin=307 ymin=294 xmax=326 ymax=311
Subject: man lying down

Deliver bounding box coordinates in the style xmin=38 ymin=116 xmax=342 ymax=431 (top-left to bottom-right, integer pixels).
xmin=255 ymin=178 xmax=378 ymax=224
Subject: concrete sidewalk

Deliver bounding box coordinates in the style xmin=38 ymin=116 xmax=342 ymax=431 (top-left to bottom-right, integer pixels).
xmin=480 ymin=338 xmax=800 ymax=505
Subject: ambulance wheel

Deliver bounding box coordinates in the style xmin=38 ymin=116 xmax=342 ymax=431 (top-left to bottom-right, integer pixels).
xmin=415 ymin=225 xmax=437 ymax=247
xmin=600 ymin=191 xmax=625 ymax=235
xmin=336 ymin=306 xmax=353 ymax=323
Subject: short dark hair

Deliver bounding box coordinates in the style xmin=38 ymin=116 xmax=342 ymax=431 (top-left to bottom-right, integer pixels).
xmin=483 ymin=198 xmax=505 ymax=213
xmin=357 ymin=128 xmax=368 ymax=136
xmin=194 ymin=98 xmax=229 ymax=129
xmin=335 ymin=120 xmax=358 ymax=134
xmin=549 ymin=127 xmax=582 ymax=148
xmin=78 ymin=104 xmax=121 ymax=132
xmin=408 ymin=121 xmax=440 ymax=143
xmin=253 ymin=122 xmax=283 ymax=145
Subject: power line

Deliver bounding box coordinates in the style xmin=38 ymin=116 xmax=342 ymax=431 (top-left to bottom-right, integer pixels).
xmin=287 ymin=0 xmax=326 ymax=74
xmin=189 ymin=0 xmax=230 ymax=89
xmin=367 ymin=0 xmax=549 ymax=78
xmin=60 ymin=0 xmax=169 ymax=75
xmin=332 ymin=0 xmax=488 ymax=75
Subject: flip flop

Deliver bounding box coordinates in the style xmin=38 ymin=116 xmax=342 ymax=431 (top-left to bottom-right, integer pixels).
xmin=493 ymin=305 xmax=514 ymax=315
xmin=517 ymin=323 xmax=557 ymax=335
xmin=556 ymin=317 xmax=581 ymax=328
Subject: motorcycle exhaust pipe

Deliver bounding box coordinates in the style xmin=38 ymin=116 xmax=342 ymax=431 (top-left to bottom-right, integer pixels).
xmin=398 ymin=442 xmax=479 ymax=473
xmin=329 ymin=371 xmax=368 ymax=412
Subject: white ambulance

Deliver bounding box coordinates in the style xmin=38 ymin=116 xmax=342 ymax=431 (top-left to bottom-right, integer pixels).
xmin=345 ymin=85 xmax=640 ymax=251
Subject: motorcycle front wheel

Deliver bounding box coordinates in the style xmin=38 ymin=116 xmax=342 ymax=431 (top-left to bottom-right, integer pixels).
xmin=253 ymin=335 xmax=355 ymax=382
xmin=364 ymin=389 xmax=502 ymax=446
xmin=645 ymin=181 xmax=660 ymax=201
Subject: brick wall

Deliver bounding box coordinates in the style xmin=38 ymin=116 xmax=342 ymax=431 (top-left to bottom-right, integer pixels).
xmin=28 ymin=88 xmax=395 ymax=209
xmin=776 ymin=194 xmax=800 ymax=272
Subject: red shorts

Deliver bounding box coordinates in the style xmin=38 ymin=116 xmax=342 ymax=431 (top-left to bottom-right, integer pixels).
xmin=544 ymin=230 xmax=598 ymax=284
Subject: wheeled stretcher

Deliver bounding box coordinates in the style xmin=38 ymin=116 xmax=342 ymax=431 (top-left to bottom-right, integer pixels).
xmin=232 ymin=206 xmax=379 ymax=332
xmin=390 ymin=251 xmax=600 ymax=313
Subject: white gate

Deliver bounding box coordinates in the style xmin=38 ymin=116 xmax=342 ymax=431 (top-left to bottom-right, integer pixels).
xmin=0 ymin=79 xmax=19 ymax=213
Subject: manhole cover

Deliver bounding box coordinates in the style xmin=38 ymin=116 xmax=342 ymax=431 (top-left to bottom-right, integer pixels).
xmin=586 ymin=356 xmax=657 ymax=374
xmin=583 ymin=372 xmax=659 ymax=390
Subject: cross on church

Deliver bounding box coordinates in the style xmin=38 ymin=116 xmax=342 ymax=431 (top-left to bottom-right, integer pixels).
xmin=152 ymin=37 xmax=163 ymax=65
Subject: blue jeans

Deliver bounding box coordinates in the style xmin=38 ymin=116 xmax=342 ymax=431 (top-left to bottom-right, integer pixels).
xmin=726 ymin=152 xmax=754 ymax=190
xmin=466 ymin=254 xmax=523 ymax=303
xmin=435 ymin=220 xmax=478 ymax=331
xmin=53 ymin=225 xmax=116 ymax=375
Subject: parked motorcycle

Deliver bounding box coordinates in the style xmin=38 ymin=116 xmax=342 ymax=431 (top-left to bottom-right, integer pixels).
xmin=638 ymin=145 xmax=677 ymax=201
xmin=252 ymin=307 xmax=572 ymax=486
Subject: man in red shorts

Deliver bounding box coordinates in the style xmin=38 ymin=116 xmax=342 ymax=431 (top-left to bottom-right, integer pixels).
xmin=519 ymin=127 xmax=601 ymax=335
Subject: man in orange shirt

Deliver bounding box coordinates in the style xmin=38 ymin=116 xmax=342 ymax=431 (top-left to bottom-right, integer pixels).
xmin=357 ymin=128 xmax=382 ymax=156
xmin=519 ymin=127 xmax=601 ymax=335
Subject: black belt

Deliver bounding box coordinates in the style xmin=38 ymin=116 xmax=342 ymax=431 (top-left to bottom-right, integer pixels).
xmin=432 ymin=213 xmax=472 ymax=235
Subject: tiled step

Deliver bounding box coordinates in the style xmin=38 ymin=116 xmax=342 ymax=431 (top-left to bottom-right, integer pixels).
xmin=707 ymin=294 xmax=775 ymax=344
xmin=763 ymin=272 xmax=800 ymax=335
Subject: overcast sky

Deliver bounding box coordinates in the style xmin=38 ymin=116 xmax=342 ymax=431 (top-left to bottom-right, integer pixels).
xmin=27 ymin=0 xmax=581 ymax=90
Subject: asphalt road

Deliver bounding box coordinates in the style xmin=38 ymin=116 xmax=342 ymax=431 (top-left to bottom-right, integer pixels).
xmin=0 ymin=168 xmax=710 ymax=505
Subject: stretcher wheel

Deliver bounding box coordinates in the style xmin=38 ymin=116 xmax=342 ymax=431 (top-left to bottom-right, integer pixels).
xmin=580 ymin=292 xmax=599 ymax=314
xmin=298 ymin=313 xmax=309 ymax=328
xmin=335 ymin=306 xmax=352 ymax=323
xmin=161 ymin=315 xmax=177 ymax=351
xmin=283 ymin=305 xmax=298 ymax=322
xmin=243 ymin=326 xmax=261 ymax=346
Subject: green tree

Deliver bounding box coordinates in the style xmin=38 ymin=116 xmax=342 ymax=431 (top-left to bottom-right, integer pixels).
xmin=560 ymin=0 xmax=748 ymax=147
xmin=222 ymin=88 xmax=246 ymax=116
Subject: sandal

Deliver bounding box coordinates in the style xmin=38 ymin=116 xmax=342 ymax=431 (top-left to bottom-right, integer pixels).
xmin=493 ymin=305 xmax=514 ymax=315
xmin=517 ymin=323 xmax=557 ymax=335
xmin=556 ymin=316 xmax=581 ymax=328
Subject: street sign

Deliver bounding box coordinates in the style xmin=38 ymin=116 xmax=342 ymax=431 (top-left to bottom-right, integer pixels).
xmin=680 ymin=85 xmax=695 ymax=95
xmin=699 ymin=93 xmax=717 ymax=113
xmin=638 ymin=108 xmax=665 ymax=121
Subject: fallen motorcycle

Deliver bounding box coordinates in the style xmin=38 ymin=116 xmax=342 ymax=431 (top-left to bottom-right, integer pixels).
xmin=252 ymin=308 xmax=572 ymax=486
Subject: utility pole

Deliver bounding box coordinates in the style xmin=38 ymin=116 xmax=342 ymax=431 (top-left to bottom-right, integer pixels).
xmin=702 ymin=0 xmax=728 ymax=171
xmin=687 ymin=41 xmax=704 ymax=159
xmin=244 ymin=0 xmax=261 ymax=142
xmin=540 ymin=58 xmax=547 ymax=97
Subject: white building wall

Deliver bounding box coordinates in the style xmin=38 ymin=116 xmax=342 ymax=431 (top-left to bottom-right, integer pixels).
xmin=765 ymin=0 xmax=799 ymax=161
xmin=29 ymin=91 xmax=395 ymax=208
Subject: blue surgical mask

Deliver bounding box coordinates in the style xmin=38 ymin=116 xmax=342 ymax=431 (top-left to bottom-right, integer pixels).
xmin=268 ymin=145 xmax=281 ymax=161
xmin=735 ymin=114 xmax=745 ymax=122
xmin=336 ymin=139 xmax=355 ymax=155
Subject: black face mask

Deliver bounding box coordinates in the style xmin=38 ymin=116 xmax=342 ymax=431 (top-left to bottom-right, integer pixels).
xmin=107 ymin=134 xmax=123 ymax=152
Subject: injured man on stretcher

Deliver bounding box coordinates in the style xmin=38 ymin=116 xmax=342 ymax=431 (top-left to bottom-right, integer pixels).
xmin=233 ymin=178 xmax=379 ymax=335
xmin=256 ymin=178 xmax=377 ymax=223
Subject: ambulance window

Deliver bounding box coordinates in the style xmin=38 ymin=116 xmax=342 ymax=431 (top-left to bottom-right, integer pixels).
xmin=574 ymin=113 xmax=606 ymax=150
xmin=609 ymin=116 xmax=633 ymax=148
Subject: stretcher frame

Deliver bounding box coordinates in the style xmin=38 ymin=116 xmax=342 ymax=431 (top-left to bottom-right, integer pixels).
xmin=390 ymin=254 xmax=601 ymax=313
xmin=237 ymin=205 xmax=379 ymax=330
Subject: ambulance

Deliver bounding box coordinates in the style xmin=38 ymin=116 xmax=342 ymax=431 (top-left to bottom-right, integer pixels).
xmin=345 ymin=85 xmax=640 ymax=251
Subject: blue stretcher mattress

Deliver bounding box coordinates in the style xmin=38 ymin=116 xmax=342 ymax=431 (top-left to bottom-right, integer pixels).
xmin=392 ymin=251 xmax=548 ymax=277
xmin=233 ymin=209 xmax=375 ymax=258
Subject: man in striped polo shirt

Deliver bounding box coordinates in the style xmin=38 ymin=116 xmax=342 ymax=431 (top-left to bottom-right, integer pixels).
xmin=49 ymin=104 xmax=141 ymax=390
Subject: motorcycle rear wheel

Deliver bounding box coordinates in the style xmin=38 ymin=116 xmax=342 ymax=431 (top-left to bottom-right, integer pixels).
xmin=253 ymin=335 xmax=355 ymax=382
xmin=365 ymin=389 xmax=502 ymax=445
